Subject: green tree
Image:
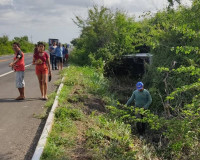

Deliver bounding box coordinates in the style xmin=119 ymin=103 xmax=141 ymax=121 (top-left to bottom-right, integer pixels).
xmin=72 ymin=6 xmax=140 ymax=70
xmin=0 ymin=35 xmax=34 ymax=56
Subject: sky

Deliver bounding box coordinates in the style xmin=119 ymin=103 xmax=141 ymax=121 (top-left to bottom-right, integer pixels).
xmin=0 ymin=0 xmax=192 ymax=44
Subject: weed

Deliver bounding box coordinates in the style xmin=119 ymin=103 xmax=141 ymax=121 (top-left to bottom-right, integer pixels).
xmin=84 ymin=116 xmax=137 ymax=159
xmin=44 ymin=92 xmax=56 ymax=108
xmin=33 ymin=92 xmax=57 ymax=119
xmin=42 ymin=65 xmax=139 ymax=160
xmin=55 ymin=106 xmax=84 ymax=121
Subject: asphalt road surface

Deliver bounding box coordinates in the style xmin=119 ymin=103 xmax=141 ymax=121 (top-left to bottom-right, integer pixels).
xmin=0 ymin=53 xmax=60 ymax=160
xmin=0 ymin=53 xmax=33 ymax=76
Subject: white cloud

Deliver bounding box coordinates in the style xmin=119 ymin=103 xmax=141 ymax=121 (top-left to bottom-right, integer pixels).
xmin=0 ymin=0 xmax=192 ymax=44
xmin=0 ymin=0 xmax=13 ymax=5
xmin=102 ymin=0 xmax=121 ymax=6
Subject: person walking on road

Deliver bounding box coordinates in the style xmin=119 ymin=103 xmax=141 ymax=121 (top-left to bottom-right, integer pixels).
xmin=32 ymin=42 xmax=51 ymax=100
xmin=49 ymin=41 xmax=57 ymax=70
xmin=62 ymin=44 xmax=66 ymax=63
xmin=54 ymin=43 xmax=63 ymax=70
xmin=9 ymin=42 xmax=25 ymax=100
xmin=64 ymin=44 xmax=69 ymax=64
xmin=126 ymin=82 xmax=152 ymax=136
xmin=34 ymin=44 xmax=38 ymax=55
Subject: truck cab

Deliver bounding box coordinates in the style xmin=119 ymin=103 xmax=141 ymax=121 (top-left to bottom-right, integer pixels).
xmin=48 ymin=39 xmax=59 ymax=46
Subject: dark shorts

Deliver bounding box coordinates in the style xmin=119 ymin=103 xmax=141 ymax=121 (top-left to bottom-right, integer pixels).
xmin=56 ymin=57 xmax=63 ymax=63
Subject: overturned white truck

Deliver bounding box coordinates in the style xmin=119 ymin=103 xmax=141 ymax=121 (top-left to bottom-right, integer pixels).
xmin=108 ymin=53 xmax=153 ymax=77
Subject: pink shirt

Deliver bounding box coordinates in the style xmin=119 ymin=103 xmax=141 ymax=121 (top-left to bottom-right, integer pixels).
xmin=34 ymin=52 xmax=49 ymax=64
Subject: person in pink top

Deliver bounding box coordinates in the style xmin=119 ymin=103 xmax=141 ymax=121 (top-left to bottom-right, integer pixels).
xmin=32 ymin=42 xmax=51 ymax=100
xmin=9 ymin=42 xmax=25 ymax=100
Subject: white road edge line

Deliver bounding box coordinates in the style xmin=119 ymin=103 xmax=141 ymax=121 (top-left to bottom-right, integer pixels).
xmin=32 ymin=77 xmax=65 ymax=160
xmin=0 ymin=64 xmax=32 ymax=78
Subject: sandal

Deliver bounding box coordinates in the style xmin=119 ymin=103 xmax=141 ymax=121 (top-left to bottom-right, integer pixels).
xmin=43 ymin=97 xmax=48 ymax=100
xmin=39 ymin=97 xmax=44 ymax=100
xmin=15 ymin=96 xmax=25 ymax=100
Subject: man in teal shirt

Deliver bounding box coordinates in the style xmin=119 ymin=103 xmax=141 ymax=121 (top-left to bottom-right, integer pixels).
xmin=126 ymin=82 xmax=152 ymax=136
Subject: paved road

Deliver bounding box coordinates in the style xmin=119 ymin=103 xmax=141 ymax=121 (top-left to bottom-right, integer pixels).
xmin=0 ymin=53 xmax=33 ymax=76
xmin=0 ymin=54 xmax=60 ymax=160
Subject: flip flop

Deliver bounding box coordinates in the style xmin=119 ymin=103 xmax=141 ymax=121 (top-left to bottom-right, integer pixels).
xmin=15 ymin=96 xmax=25 ymax=100
xmin=43 ymin=97 xmax=48 ymax=100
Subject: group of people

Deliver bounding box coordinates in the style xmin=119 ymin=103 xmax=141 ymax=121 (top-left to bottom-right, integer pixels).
xmin=9 ymin=41 xmax=62 ymax=101
xmin=9 ymin=41 xmax=152 ymax=137
xmin=48 ymin=41 xmax=69 ymax=71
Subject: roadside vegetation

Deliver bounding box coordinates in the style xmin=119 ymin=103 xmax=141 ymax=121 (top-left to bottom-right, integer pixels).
xmin=41 ymin=66 xmax=159 ymax=160
xmin=0 ymin=35 xmax=34 ymax=55
xmin=42 ymin=0 xmax=200 ymax=159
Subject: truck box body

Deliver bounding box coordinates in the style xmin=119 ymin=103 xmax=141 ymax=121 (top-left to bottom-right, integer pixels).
xmin=48 ymin=39 xmax=59 ymax=46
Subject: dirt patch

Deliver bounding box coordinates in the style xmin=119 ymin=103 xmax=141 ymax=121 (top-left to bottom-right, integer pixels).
xmin=66 ymin=84 xmax=108 ymax=159
xmin=83 ymin=96 xmax=106 ymax=114
xmin=70 ymin=121 xmax=93 ymax=160
xmin=67 ymin=86 xmax=106 ymax=115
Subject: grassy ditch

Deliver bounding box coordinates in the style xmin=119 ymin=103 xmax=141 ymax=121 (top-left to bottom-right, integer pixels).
xmin=41 ymin=65 xmax=159 ymax=160
xmin=41 ymin=66 xmax=126 ymax=159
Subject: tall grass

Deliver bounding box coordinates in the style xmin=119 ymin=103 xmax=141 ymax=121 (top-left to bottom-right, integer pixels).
xmin=41 ymin=65 xmax=138 ymax=160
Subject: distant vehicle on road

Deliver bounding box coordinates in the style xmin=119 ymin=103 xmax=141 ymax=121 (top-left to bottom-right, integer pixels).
xmin=48 ymin=38 xmax=59 ymax=46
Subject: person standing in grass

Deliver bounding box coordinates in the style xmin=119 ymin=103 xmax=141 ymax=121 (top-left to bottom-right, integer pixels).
xmin=54 ymin=42 xmax=63 ymax=70
xmin=32 ymin=42 xmax=51 ymax=100
xmin=126 ymin=82 xmax=152 ymax=136
xmin=9 ymin=42 xmax=25 ymax=100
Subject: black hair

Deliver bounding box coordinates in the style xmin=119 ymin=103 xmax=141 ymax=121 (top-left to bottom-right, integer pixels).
xmin=37 ymin=42 xmax=45 ymax=49
xmin=13 ymin=42 xmax=20 ymax=48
